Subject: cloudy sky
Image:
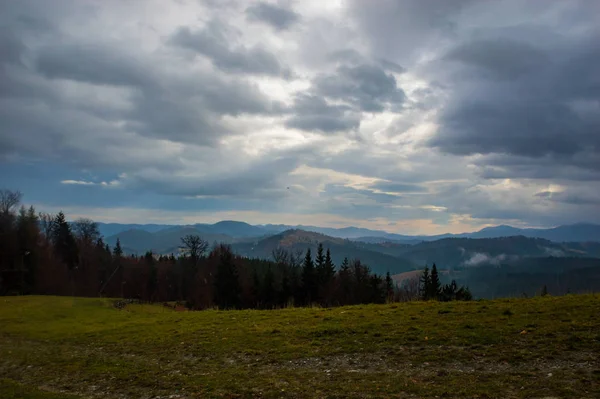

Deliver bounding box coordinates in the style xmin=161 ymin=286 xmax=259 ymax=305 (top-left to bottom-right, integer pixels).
xmin=1 ymin=0 xmax=599 ymax=234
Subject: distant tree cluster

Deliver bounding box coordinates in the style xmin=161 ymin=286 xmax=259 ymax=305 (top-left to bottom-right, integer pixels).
xmin=0 ymin=189 xmax=472 ymax=308
xmin=419 ymin=263 xmax=472 ymax=301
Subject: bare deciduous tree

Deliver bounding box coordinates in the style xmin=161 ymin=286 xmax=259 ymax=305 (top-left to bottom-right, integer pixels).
xmin=0 ymin=189 xmax=23 ymax=216
xmin=38 ymin=212 xmax=55 ymax=239
xmin=271 ymin=247 xmax=289 ymax=265
xmin=72 ymin=218 xmax=100 ymax=243
xmin=396 ymin=275 xmax=421 ymax=302
xmin=289 ymin=249 xmax=304 ymax=268
xmin=180 ymin=234 xmax=208 ymax=264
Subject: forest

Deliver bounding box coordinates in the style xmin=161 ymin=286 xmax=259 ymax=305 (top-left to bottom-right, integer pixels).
xmin=0 ymin=189 xmax=470 ymax=308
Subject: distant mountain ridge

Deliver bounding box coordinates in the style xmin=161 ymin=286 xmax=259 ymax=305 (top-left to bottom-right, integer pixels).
xmin=97 ymin=221 xmax=600 ymax=243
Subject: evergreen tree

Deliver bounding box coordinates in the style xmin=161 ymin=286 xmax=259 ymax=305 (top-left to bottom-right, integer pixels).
xmin=315 ymin=243 xmax=325 ymax=282
xmin=340 ymin=257 xmax=349 ymax=272
xmin=430 ymin=263 xmax=441 ymax=300
xmin=113 ymin=238 xmax=123 ymax=258
xmin=419 ymin=266 xmax=431 ymax=300
xmin=301 ymin=248 xmax=316 ymax=305
xmin=51 ymin=211 xmax=78 ymax=270
xmin=440 ymin=280 xmax=458 ymax=302
xmin=213 ymin=245 xmax=241 ymax=309
xmin=323 ymin=248 xmax=336 ymax=283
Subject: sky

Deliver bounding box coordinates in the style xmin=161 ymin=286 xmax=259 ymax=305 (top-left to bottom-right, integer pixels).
xmin=1 ymin=0 xmax=599 ymax=235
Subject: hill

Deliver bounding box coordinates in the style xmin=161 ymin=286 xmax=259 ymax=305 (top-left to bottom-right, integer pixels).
xmin=1 ymin=295 xmax=599 ymax=398
xmin=378 ymin=236 xmax=600 ymax=268
xmin=231 ymin=229 xmax=416 ymax=275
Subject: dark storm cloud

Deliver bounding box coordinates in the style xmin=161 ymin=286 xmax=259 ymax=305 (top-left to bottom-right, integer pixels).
xmin=285 ymin=94 xmax=360 ymax=133
xmin=169 ymin=23 xmax=290 ymax=77
xmin=0 ymin=28 xmax=26 ymax=66
xmin=314 ymin=64 xmax=406 ymax=112
xmin=127 ymin=152 xmax=306 ymax=199
xmin=1 ymin=20 xmax=281 ymax=152
xmin=35 ymin=43 xmax=153 ymax=87
xmin=428 ymin=25 xmax=600 ymax=178
xmin=445 ymin=38 xmax=548 ymax=79
xmin=535 ymin=191 xmax=596 ymax=205
xmin=347 ymin=0 xmax=476 ymax=64
xmin=245 ymin=2 xmax=300 ymax=30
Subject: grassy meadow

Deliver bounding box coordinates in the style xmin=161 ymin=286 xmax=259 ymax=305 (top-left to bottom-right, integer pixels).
xmin=1 ymin=295 xmax=599 ymax=398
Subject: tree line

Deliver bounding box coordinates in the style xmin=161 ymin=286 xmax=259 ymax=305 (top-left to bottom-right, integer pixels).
xmin=0 ymin=189 xmax=471 ymax=309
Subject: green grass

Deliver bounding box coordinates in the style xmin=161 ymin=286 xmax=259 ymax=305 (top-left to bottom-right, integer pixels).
xmin=1 ymin=295 xmax=599 ymax=398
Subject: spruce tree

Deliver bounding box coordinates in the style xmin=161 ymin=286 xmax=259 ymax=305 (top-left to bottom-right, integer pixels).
xmin=52 ymin=211 xmax=78 ymax=270
xmin=301 ymin=248 xmax=316 ymax=305
xmin=419 ymin=266 xmax=431 ymax=300
xmin=430 ymin=263 xmax=441 ymax=300
xmin=323 ymin=248 xmax=335 ymax=282
xmin=315 ymin=243 xmax=325 ymax=281
xmin=340 ymin=257 xmax=349 ymax=272
xmin=113 ymin=238 xmax=123 ymax=258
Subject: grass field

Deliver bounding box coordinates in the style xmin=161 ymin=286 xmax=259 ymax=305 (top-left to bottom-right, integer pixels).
xmin=1 ymin=295 xmax=599 ymax=398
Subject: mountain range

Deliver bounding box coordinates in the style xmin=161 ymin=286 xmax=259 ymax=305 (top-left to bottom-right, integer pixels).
xmin=101 ymin=220 xmax=600 ymax=276
xmin=98 ymin=220 xmax=600 ymax=297
xmin=98 ymin=221 xmax=600 ymax=244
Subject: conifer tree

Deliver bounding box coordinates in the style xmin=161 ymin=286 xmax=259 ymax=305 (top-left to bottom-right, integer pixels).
xmin=340 ymin=257 xmax=349 ymax=272
xmin=52 ymin=211 xmax=78 ymax=270
xmin=315 ymin=243 xmax=325 ymax=280
xmin=113 ymin=238 xmax=123 ymax=258
xmin=430 ymin=263 xmax=441 ymax=300
xmin=419 ymin=266 xmax=431 ymax=300
xmin=301 ymin=248 xmax=316 ymax=305
xmin=323 ymin=248 xmax=335 ymax=283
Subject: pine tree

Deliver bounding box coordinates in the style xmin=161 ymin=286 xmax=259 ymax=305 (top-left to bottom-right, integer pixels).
xmin=113 ymin=238 xmax=123 ymax=258
xmin=323 ymin=248 xmax=336 ymax=282
xmin=340 ymin=257 xmax=349 ymax=272
xmin=419 ymin=266 xmax=431 ymax=300
xmin=315 ymin=243 xmax=325 ymax=281
xmin=430 ymin=263 xmax=441 ymax=300
xmin=301 ymin=248 xmax=316 ymax=305
xmin=51 ymin=211 xmax=78 ymax=270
